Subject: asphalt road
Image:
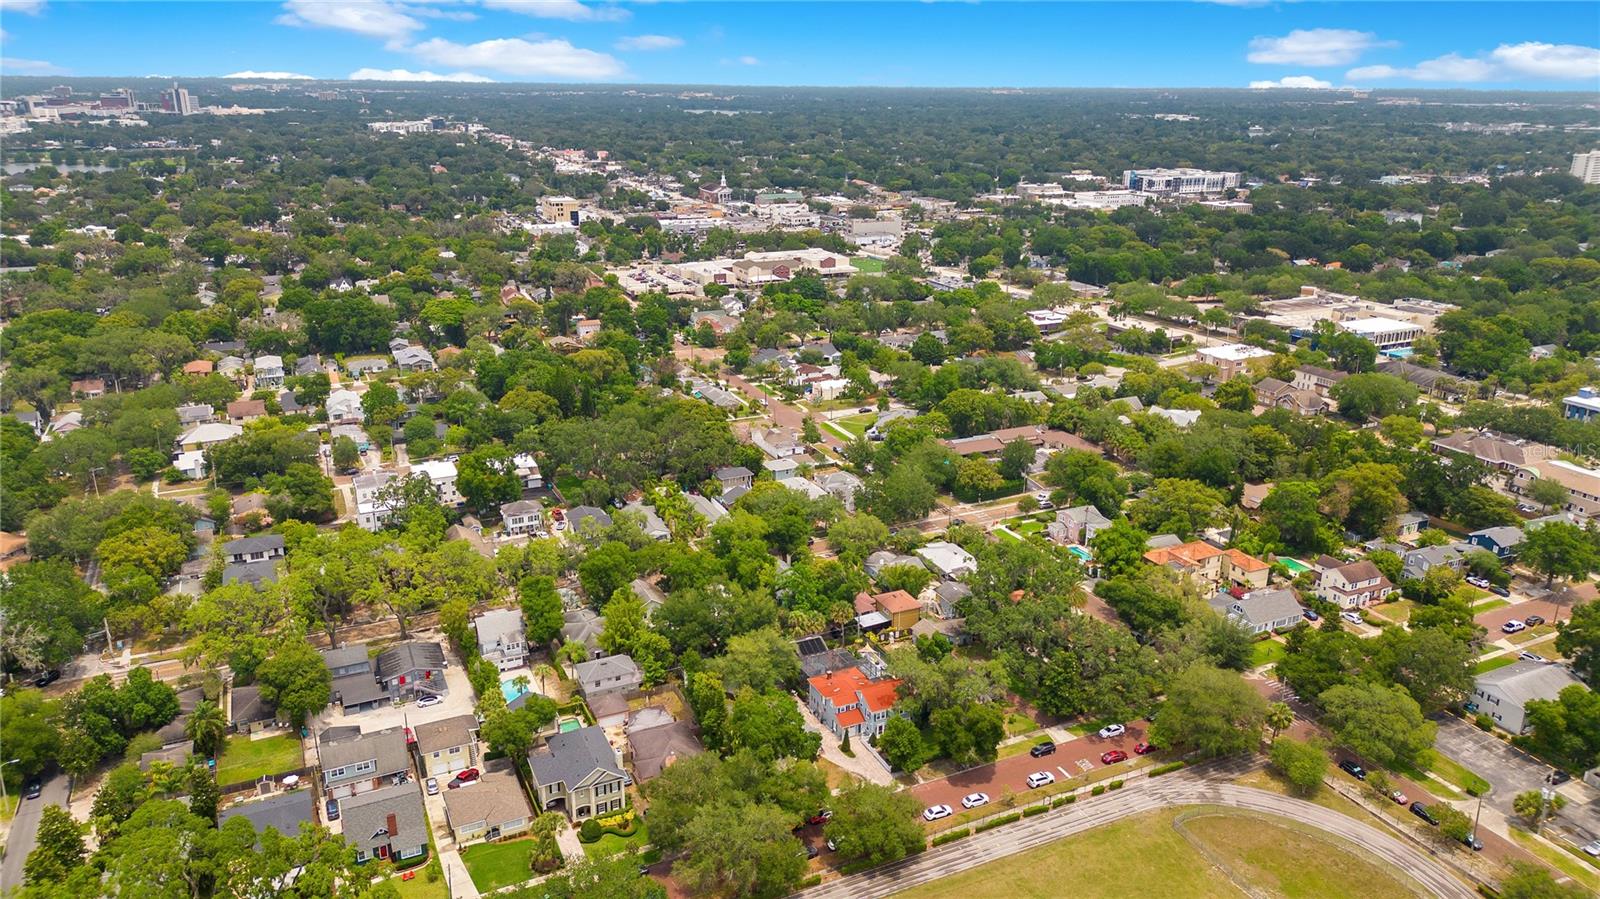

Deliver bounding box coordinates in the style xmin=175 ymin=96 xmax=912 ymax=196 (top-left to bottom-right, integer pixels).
xmin=1433 ymin=714 xmax=1600 ymax=844
xmin=910 ymin=723 xmax=1150 ymax=811
xmin=1 ymin=773 xmax=70 ymax=892
xmin=795 ymin=761 xmax=1477 ymax=899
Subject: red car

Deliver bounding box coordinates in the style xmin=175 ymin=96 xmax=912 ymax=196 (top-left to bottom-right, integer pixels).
xmin=447 ymin=768 xmax=481 ymax=789
xmin=806 ymin=810 xmax=832 ymax=826
xmin=1101 ymin=750 xmax=1128 ymax=765
xmin=1133 ymin=742 xmax=1153 ymax=755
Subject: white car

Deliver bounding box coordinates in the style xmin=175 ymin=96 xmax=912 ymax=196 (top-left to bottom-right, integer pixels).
xmin=1502 ymin=619 xmax=1527 ymax=634
xmin=1027 ymin=771 xmax=1055 ymax=789
xmin=922 ymin=804 xmax=953 ymax=822
xmin=416 ymin=694 xmax=443 ymax=708
xmin=1097 ymin=724 xmax=1126 ymax=739
xmin=1341 ymin=611 xmax=1364 ymax=626
xmin=1582 ymin=838 xmax=1600 ymax=857
xmin=961 ymin=792 xmax=990 ymax=809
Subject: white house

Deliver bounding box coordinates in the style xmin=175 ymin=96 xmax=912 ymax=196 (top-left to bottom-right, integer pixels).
xmin=472 ymin=609 xmax=527 ymax=672
xmin=501 ymin=499 xmax=544 ymax=537
xmin=353 ymin=469 xmax=398 ymax=531
xmin=1472 ymin=661 xmax=1586 ymax=734
xmin=410 ymin=459 xmax=463 ymax=507
xmin=1196 ymin=343 xmax=1274 ymax=381
xmin=326 ymin=389 xmax=364 ymax=423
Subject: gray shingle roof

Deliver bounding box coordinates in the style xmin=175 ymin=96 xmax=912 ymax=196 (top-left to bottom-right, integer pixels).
xmin=1476 ymin=660 xmax=1584 ymax=707
xmin=319 ymin=726 xmax=411 ymax=783
xmin=339 ymin=783 xmax=427 ymax=852
xmin=227 ymin=535 xmax=285 ymax=556
xmin=374 ymin=642 xmax=445 ymax=680
xmin=528 ymin=725 xmax=622 ymax=791
xmin=412 ymin=714 xmax=478 ymax=755
xmin=220 ymin=789 xmax=316 ymax=841
xmin=440 ymin=770 xmax=531 ymax=831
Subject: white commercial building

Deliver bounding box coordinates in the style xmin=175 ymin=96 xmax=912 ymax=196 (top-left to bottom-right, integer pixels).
xmin=1338 ymin=317 xmax=1424 ymax=351
xmin=1122 ymin=168 xmax=1240 ymax=196
xmin=1196 ymin=343 xmax=1275 ymax=381
xmin=1571 ymin=150 xmax=1600 ymax=185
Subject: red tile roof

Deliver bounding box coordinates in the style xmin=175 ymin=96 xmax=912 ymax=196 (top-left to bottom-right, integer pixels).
xmin=835 ymin=707 xmax=865 ymax=728
xmin=858 ymin=678 xmax=901 ymax=713
xmin=807 ymin=667 xmax=903 ymax=714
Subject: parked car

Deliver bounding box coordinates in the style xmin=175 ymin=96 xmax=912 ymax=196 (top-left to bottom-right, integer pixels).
xmin=1029 ymin=741 xmax=1056 ymax=758
xmin=806 ymin=810 xmax=832 ymax=825
xmin=826 ymin=838 xmax=837 ymax=852
xmin=1101 ymin=750 xmax=1128 ymax=765
xmin=1523 ymin=615 xmax=1545 ymax=627
xmin=1341 ymin=611 xmax=1364 ymax=626
xmin=1581 ymin=838 xmax=1600 ymax=857
xmin=23 ymin=779 xmax=41 ymax=800
xmin=1502 ymin=619 xmax=1527 ymax=634
xmin=1027 ymin=771 xmax=1056 ymax=789
xmin=1339 ymin=760 xmax=1367 ymax=781
xmin=31 ymin=670 xmax=60 ymax=688
xmin=961 ymin=792 xmax=990 ymax=809
xmin=1466 ymin=576 xmax=1489 ymax=588
xmin=1547 ymin=770 xmax=1571 ymax=786
xmin=1302 ymin=608 xmax=1320 ymax=622
xmin=803 ymin=843 xmax=819 ymax=859
xmin=1489 ymin=584 xmax=1511 ymax=597
xmin=1134 ymin=742 xmax=1153 ymax=755
xmin=922 ymin=804 xmax=953 ymax=821
xmin=416 ymin=694 xmax=443 ymax=708
xmin=1519 ymin=651 xmax=1545 ymax=663
xmin=1097 ymin=724 xmax=1126 ymax=739
xmin=425 ymin=777 xmax=439 ymax=796
xmin=1461 ymin=832 xmax=1483 ymax=851
xmin=1389 ymin=789 xmax=1408 ymax=805
xmin=325 ymin=798 xmax=340 ymax=821
xmin=447 ymin=768 xmax=481 ymax=789
xmin=1410 ymin=801 xmax=1440 ymax=826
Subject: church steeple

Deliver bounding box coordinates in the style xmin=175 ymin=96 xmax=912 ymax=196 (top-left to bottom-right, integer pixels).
xmin=719 ymin=171 xmax=727 ymax=188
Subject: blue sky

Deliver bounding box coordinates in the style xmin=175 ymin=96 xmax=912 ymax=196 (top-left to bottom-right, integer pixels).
xmin=1 ymin=1 xmax=1597 ymax=90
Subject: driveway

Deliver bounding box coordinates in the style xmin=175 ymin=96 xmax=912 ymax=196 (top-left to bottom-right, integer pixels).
xmin=1433 ymin=715 xmax=1600 ymax=845
xmin=796 ymin=697 xmax=892 ymax=786
xmin=909 ymin=722 xmax=1148 ymax=811
xmin=0 ymin=773 xmax=70 ymax=893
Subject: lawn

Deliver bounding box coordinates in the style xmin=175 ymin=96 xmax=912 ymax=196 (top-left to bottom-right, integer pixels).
xmin=851 ymin=257 xmax=886 ymax=273
xmin=1426 ymin=754 xmax=1490 ymax=797
xmin=833 ymin=412 xmax=878 ymax=439
xmin=390 ymin=871 xmax=448 ymax=899
xmin=1250 ymin=639 xmax=1287 ymax=668
xmin=1011 ymin=519 xmax=1048 ymax=537
xmin=1470 ymin=598 xmax=1509 ymax=614
xmin=1508 ymin=624 xmax=1557 ymax=645
xmin=1368 ymin=600 xmax=1414 ymax=625
xmin=1508 ymin=827 xmax=1600 ymax=893
xmin=902 ymin=806 xmax=1423 ymax=899
xmin=1003 ymin=710 xmax=1041 ymax=737
xmin=215 ymin=733 xmax=304 ymax=785
xmin=582 ymin=820 xmax=650 ymax=859
xmin=461 ymin=838 xmax=536 ymax=893
xmin=1473 ymin=653 xmax=1517 ymax=675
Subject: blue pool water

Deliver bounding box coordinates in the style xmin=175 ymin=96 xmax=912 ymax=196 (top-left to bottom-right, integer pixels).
xmin=500 ymin=679 xmax=530 ymax=704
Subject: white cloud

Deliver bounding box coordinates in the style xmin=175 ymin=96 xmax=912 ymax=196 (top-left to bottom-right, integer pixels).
xmin=223 ymin=70 xmax=316 ymax=80
xmin=410 ymin=36 xmax=624 ymax=79
xmin=349 ymin=67 xmax=494 ymax=82
xmin=2 ymin=56 xmax=65 ymax=73
xmin=1348 ymin=42 xmax=1598 ymax=83
xmin=1249 ymin=75 xmax=1334 ymax=89
xmin=479 ymin=0 xmax=629 ymax=22
xmin=0 ymin=0 xmax=46 ymax=14
xmin=1247 ymin=28 xmax=1394 ymax=66
xmin=615 ymin=34 xmax=682 ymax=51
xmin=737 ymin=55 xmax=759 ymax=66
xmin=275 ymin=0 xmax=422 ymax=42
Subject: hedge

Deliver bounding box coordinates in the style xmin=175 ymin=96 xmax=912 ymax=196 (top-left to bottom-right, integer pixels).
xmin=931 ymin=829 xmax=971 ymax=847
xmin=1149 ymin=761 xmax=1187 ymax=777
xmin=974 ymin=812 xmax=1021 ymax=833
xmin=1090 ymin=785 xmax=1106 ymax=796
xmin=1109 ymin=780 xmax=1124 ymax=790
xmin=1022 ymin=803 xmax=1049 ymax=818
xmin=799 ymin=875 xmax=823 ymax=888
xmin=1051 ymin=794 xmax=1076 ymax=808
xmin=577 ymin=810 xmax=639 ymax=843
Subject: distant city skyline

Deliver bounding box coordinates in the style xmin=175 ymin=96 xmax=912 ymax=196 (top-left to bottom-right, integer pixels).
xmin=0 ymin=1 xmax=1596 ymax=91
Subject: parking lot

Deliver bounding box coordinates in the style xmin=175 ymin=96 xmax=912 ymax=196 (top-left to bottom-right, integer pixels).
xmin=1433 ymin=715 xmax=1600 ymax=845
xmin=1472 ymin=597 xmax=1563 ymax=635
xmin=909 ymin=722 xmax=1149 ymax=813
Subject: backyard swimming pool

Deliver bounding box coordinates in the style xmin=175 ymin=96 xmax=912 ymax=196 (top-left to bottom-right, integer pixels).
xmin=500 ymin=678 xmax=530 ymax=704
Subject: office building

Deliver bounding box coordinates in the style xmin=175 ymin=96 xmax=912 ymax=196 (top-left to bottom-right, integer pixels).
xmin=1571 ymin=150 xmax=1600 ymax=185
xmin=1122 ymin=167 xmax=1240 ymax=196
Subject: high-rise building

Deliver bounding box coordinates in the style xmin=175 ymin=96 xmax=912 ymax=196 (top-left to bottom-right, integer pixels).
xmin=165 ymin=83 xmax=197 ymax=116
xmin=1572 ymin=150 xmax=1600 ymax=185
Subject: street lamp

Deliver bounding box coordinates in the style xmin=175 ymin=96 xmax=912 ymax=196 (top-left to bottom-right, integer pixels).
xmin=0 ymin=758 xmax=22 ymax=807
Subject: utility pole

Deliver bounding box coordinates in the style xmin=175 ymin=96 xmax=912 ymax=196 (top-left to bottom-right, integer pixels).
xmin=88 ymin=465 xmax=105 ymax=496
xmin=1472 ymin=792 xmax=1482 ymax=843
xmin=0 ymin=758 xmax=21 ymax=808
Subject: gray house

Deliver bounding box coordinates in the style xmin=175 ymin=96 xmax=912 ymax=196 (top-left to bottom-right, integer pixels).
xmin=339 ymin=783 xmax=429 ymax=865
xmin=224 ymin=535 xmax=286 ymax=567
xmin=1210 ymin=588 xmax=1304 ymax=635
xmin=560 ymin=607 xmax=606 ymax=660
xmin=374 ymin=642 xmax=447 ymax=700
xmin=323 ymin=643 xmax=388 ymax=713
xmin=1401 ymin=543 xmax=1472 ymax=582
xmin=319 ymin=725 xmax=412 ymax=800
xmin=219 ymin=790 xmax=315 ymax=843
xmin=1047 ymin=505 xmax=1112 ymax=545
xmin=527 ymin=725 xmax=627 ymax=822
xmin=472 ymin=609 xmax=527 ymax=672
xmin=573 ymin=655 xmax=643 ymax=699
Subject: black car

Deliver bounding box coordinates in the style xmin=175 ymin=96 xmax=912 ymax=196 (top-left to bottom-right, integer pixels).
xmin=1339 ymin=760 xmax=1366 ymax=780
xmin=1488 ymin=585 xmax=1511 ymax=597
xmin=325 ymin=798 xmax=340 ymax=821
xmin=1523 ymin=615 xmax=1545 ymax=627
xmin=1410 ymin=801 xmax=1439 ymax=826
xmin=1029 ymin=741 xmax=1057 ymax=758
xmin=802 ymin=843 xmax=820 ymax=860
xmin=1547 ymin=770 xmax=1571 ymax=786
xmin=1461 ymin=832 xmax=1483 ymax=851
xmin=23 ymin=779 xmax=42 ymax=800
xmin=31 ymin=670 xmax=60 ymax=688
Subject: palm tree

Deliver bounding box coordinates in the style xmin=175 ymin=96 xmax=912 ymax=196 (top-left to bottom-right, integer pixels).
xmin=187 ymin=700 xmax=229 ymax=758
xmin=530 ymin=663 xmax=558 ymax=695
xmin=1265 ymin=702 xmax=1294 ymax=743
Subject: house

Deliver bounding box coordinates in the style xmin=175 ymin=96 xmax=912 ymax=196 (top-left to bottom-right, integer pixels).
xmin=71 ymin=378 xmax=106 ymax=399
xmin=621 ymin=501 xmax=671 ymax=541
xmin=1142 ymin=541 xmax=1271 ymax=590
xmin=631 ymin=577 xmax=668 ymax=619
xmin=412 ymin=714 xmax=480 ymax=778
xmin=1047 ymin=505 xmax=1112 ymax=545
xmin=375 ymin=642 xmax=447 ymax=700
xmin=226 ymin=399 xmax=268 ymax=424
xmin=714 ymin=466 xmax=755 ymax=492
xmin=573 ymin=655 xmax=643 ymax=699
xmin=230 ymin=684 xmax=278 ymax=734
xmin=815 ymin=470 xmax=864 ymax=511
xmin=1291 ymin=365 xmax=1348 ymax=397
xmin=1564 ymin=387 xmax=1600 ymax=422
xmin=1401 ymin=543 xmax=1472 ymax=581
xmin=183 ymin=359 xmax=216 ymax=377
xmin=1376 ymin=359 xmax=1466 ymax=401
xmin=685 ymin=492 xmax=728 ymax=525
xmin=224 ymin=535 xmax=286 ymax=567
xmin=441 ymin=768 xmax=533 ymax=845
xmin=219 ymin=789 xmax=315 ymax=842
xmin=1471 ymin=661 xmax=1587 ymax=734
xmin=393 ymin=346 xmax=435 ymax=372
xmin=326 ymin=389 xmax=364 ymax=423
xmin=354 ymin=470 xmax=398 ymax=531
xmin=560 ymin=608 xmax=606 ymax=659
xmin=254 ymin=355 xmax=285 ymax=387
xmin=853 ymin=589 xmax=922 ymax=635
xmin=512 ymin=453 xmax=543 ymax=489
xmin=765 ymin=458 xmax=800 ymax=481
xmin=1196 ymin=344 xmax=1274 ymax=381
xmin=752 ymin=427 xmax=807 ymax=459
xmin=410 ymin=459 xmax=463 ymax=507
xmin=177 ymin=421 xmax=243 ymax=451
xmin=294 ymin=354 xmax=323 ymax=376
xmin=223 ymin=559 xmax=280 ymax=589
xmin=340 ymin=783 xmax=428 ymax=865
xmin=1315 ymin=559 xmax=1396 ymax=609
xmin=931 ymin=581 xmax=972 ymax=620
xmin=318 ymin=726 xmax=412 ymax=800
xmin=800 ymin=340 xmax=841 ymax=365
xmin=1210 ymin=588 xmax=1304 ymax=635
xmin=176 ymin=403 xmax=215 ymax=426
xmin=917 ymin=541 xmax=977 ymax=580
xmin=864 ymin=550 xmax=925 ymax=581
xmin=626 ymin=718 xmax=703 ymax=782
xmin=0 ymin=532 xmax=30 ymax=572
xmin=567 ymin=505 xmax=612 ymax=535
xmin=527 ymin=725 xmax=628 ymax=822
xmin=323 ymin=644 xmax=388 ymax=713
xmin=806 ymin=667 xmax=903 ymax=741
xmin=501 ymin=499 xmax=545 ymax=538
xmin=1254 ymin=378 xmax=1328 ymax=415
xmin=797 ymin=636 xmax=862 ymax=679
xmin=1394 ymin=512 xmax=1430 ymax=538
xmin=345 ymin=357 xmax=390 ymax=378
xmin=472 ymin=609 xmax=526 ymax=672
xmin=218 ymin=356 xmax=247 ymax=380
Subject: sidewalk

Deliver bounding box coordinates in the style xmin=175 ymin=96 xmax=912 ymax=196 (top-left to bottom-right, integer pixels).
xmin=440 ymin=848 xmax=479 ymax=899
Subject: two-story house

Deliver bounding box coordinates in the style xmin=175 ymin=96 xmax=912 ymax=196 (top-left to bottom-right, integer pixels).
xmin=527 ymin=725 xmax=627 ymax=822
xmin=573 ymin=655 xmax=643 ymax=700
xmin=340 ymin=783 xmax=428 ymax=864
xmin=715 ymin=466 xmax=755 ymax=493
xmin=318 ymin=726 xmax=412 ymax=800
xmin=322 ymin=643 xmax=387 ymax=713
xmin=1143 ymin=541 xmax=1271 ymax=590
xmin=851 ymin=590 xmax=921 ymax=636
xmin=253 ymin=355 xmax=285 ymax=387
xmin=224 ymin=535 xmax=286 ymax=567
xmin=472 ymin=609 xmax=527 ymax=671
xmin=374 ymin=642 xmax=447 ymax=700
xmin=1468 ymin=526 xmax=1525 ymax=560
xmin=1047 ymin=505 xmax=1112 ymax=546
xmin=412 ymin=714 xmax=479 ymax=779
xmin=1291 ymin=364 xmax=1348 ymax=398
xmin=806 ymin=666 xmax=903 ymax=741
xmin=354 ymin=469 xmax=398 ymax=532
xmin=410 ymin=459 xmax=463 ymax=507
xmin=1315 ymin=559 xmax=1396 ymax=609
xmin=501 ymin=499 xmax=545 ymax=538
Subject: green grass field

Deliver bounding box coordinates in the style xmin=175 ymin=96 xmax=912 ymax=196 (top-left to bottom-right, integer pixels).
xmin=461 ymin=838 xmax=536 ymax=892
xmin=851 ymin=257 xmax=885 ymax=273
xmin=833 ymin=412 xmax=878 ymax=438
xmin=1508 ymin=827 xmax=1600 ymax=893
xmin=390 ymin=871 xmax=448 ymax=899
xmin=1427 ymin=754 xmax=1490 ymax=797
xmin=1369 ymin=600 xmax=1414 ymax=625
xmin=1251 ymin=640 xmax=1287 ymax=668
xmin=581 ymin=821 xmax=651 ymax=859
xmin=1473 ymin=653 xmax=1517 ymax=675
xmin=215 ymin=733 xmax=303 ymax=785
xmin=903 ymin=807 xmax=1423 ymax=899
